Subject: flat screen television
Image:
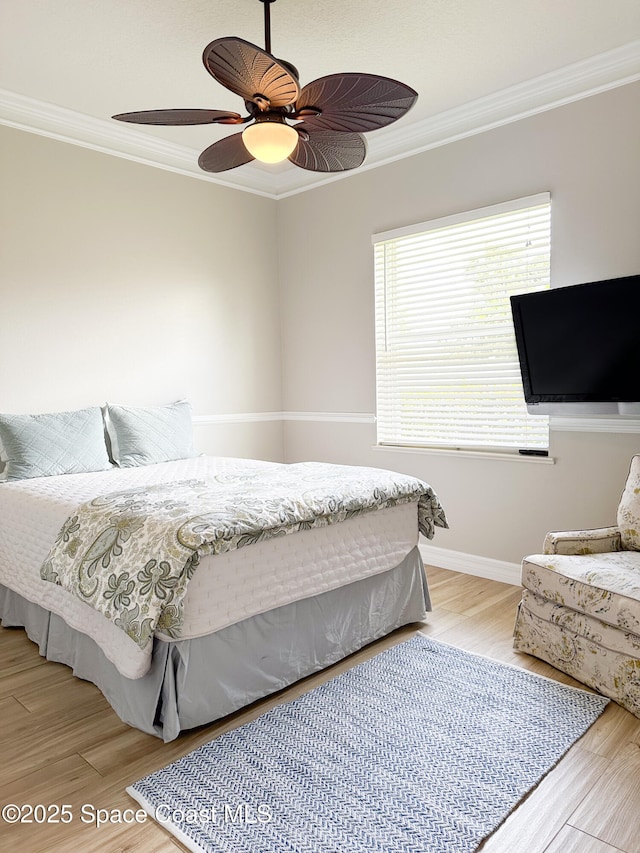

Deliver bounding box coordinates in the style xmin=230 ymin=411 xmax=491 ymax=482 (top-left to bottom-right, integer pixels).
xmin=510 ymin=275 xmax=640 ymax=416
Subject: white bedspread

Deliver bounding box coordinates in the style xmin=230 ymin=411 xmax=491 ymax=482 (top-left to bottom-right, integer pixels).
xmin=0 ymin=457 xmax=419 ymax=678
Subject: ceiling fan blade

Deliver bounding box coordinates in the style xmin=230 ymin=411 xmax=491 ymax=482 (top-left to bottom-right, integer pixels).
xmin=112 ymin=108 xmax=242 ymax=126
xmin=289 ymin=127 xmax=366 ymax=173
xmin=203 ymin=37 xmax=300 ymax=109
xmin=198 ymin=132 xmax=254 ymax=173
xmin=295 ymin=73 xmax=418 ymax=133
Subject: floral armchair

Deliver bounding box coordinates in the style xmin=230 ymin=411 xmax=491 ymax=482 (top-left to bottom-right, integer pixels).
xmin=513 ymin=455 xmax=640 ymax=717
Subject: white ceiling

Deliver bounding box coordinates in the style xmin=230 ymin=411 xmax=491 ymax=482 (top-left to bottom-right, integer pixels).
xmin=1 ymin=0 xmax=640 ymax=197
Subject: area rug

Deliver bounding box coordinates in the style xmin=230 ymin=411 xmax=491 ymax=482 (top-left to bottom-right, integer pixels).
xmin=127 ymin=634 xmax=609 ymax=853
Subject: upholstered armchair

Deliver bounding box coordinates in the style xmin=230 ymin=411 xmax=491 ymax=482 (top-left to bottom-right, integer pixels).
xmin=513 ymin=455 xmax=640 ymax=717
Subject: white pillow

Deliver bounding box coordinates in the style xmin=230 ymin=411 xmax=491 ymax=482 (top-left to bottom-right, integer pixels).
xmin=104 ymin=400 xmax=196 ymax=468
xmin=0 ymin=407 xmax=111 ymax=481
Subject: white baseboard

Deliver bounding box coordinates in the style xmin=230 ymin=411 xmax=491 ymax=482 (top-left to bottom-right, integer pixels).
xmin=419 ymin=543 xmax=522 ymax=586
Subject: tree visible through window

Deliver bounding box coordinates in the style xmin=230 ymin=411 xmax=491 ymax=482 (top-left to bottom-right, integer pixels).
xmin=373 ymin=194 xmax=550 ymax=452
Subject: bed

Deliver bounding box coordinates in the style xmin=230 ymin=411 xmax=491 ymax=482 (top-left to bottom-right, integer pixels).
xmin=0 ymin=405 xmax=447 ymax=741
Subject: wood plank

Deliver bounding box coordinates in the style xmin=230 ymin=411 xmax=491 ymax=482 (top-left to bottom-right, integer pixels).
xmin=569 ymin=741 xmax=640 ymax=850
xmin=480 ymin=747 xmax=610 ymax=853
xmin=0 ymin=687 xmax=110 ymax=746
xmin=431 ymin=609 xmax=523 ymax=663
xmin=0 ymin=753 xmax=100 ymax=804
xmin=544 ymin=825 xmax=625 ymax=852
xmin=458 ymin=583 xmax=522 ymax=619
xmin=0 ymin=631 xmax=47 ymax=677
xmin=45 ymin=827 xmax=182 ymax=852
xmin=0 ymin=625 xmax=37 ymax=650
xmin=578 ymin=700 xmax=640 ymax=759
xmin=0 ymin=694 xmax=31 ymax=727
xmin=420 ymin=605 xmax=471 ymax=637
xmin=0 ymin=656 xmax=72 ymax=700
xmin=427 ymin=572 xmax=499 ymax=614
xmin=1 ymin=707 xmax=130 ymax=786
xmin=16 ymin=671 xmax=106 ymax=714
xmin=81 ymin=726 xmax=170 ymax=779
xmin=37 ymin=826 xmax=183 ymax=853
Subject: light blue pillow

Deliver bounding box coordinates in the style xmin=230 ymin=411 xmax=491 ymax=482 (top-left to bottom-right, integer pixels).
xmin=0 ymin=407 xmax=112 ymax=482
xmin=105 ymin=400 xmax=196 ymax=468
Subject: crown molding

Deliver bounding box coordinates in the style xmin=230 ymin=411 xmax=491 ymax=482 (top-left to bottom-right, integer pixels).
xmin=275 ymin=39 xmax=640 ymax=198
xmin=1 ymin=40 xmax=638 ymax=199
xmin=0 ymin=89 xmax=280 ymax=198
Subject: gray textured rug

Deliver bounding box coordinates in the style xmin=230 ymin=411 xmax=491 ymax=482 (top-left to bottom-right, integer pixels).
xmin=128 ymin=634 xmax=608 ymax=853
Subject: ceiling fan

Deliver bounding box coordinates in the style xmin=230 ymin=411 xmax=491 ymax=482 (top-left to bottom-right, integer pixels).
xmin=113 ymin=0 xmax=418 ymax=174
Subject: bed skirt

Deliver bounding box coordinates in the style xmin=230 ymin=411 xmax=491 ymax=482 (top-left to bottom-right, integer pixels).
xmin=0 ymin=546 xmax=429 ymax=741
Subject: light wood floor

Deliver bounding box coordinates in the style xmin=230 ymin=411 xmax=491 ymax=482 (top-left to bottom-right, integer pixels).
xmin=1 ymin=565 xmax=639 ymax=853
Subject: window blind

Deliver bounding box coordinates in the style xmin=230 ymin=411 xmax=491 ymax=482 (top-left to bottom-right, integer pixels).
xmin=373 ymin=194 xmax=550 ymax=452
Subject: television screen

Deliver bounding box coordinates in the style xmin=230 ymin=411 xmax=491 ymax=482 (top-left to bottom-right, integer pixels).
xmin=510 ymin=275 xmax=640 ymax=405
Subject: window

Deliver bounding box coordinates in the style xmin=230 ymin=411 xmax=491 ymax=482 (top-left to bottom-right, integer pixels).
xmin=374 ymin=194 xmax=550 ymax=452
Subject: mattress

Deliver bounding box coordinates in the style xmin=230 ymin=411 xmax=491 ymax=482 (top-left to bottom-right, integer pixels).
xmin=0 ymin=456 xmax=419 ymax=679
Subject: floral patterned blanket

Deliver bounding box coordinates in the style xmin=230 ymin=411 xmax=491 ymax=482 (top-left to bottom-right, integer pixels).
xmin=41 ymin=461 xmax=447 ymax=650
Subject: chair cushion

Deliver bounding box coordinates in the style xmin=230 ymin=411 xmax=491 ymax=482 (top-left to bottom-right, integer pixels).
xmin=514 ymin=592 xmax=640 ymax=717
xmin=618 ymin=454 xmax=640 ymax=551
xmin=521 ymin=551 xmax=640 ymax=634
xmin=519 ymin=588 xmax=640 ymax=657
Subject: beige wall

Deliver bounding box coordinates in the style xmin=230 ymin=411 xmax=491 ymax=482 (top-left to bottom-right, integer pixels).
xmin=0 ymin=125 xmax=283 ymax=461
xmin=278 ymin=83 xmax=640 ymax=564
xmin=2 ymin=83 xmax=639 ymax=566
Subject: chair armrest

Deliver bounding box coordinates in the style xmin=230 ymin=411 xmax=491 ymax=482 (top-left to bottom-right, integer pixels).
xmin=543 ymin=527 xmax=622 ymax=555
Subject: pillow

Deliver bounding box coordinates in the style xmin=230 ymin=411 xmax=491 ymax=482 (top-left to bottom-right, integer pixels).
xmin=0 ymin=407 xmax=112 ymax=482
xmin=104 ymin=400 xmax=196 ymax=468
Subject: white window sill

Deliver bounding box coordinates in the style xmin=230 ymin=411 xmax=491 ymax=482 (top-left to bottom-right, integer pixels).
xmin=371 ymin=444 xmax=555 ymax=464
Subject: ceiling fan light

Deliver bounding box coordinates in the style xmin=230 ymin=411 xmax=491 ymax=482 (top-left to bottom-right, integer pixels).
xmin=242 ymin=119 xmax=298 ymax=164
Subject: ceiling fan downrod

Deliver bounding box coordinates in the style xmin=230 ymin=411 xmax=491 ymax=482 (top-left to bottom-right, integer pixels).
xmin=259 ymin=0 xmax=275 ymax=54
xmin=257 ymin=0 xmax=300 ymax=90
